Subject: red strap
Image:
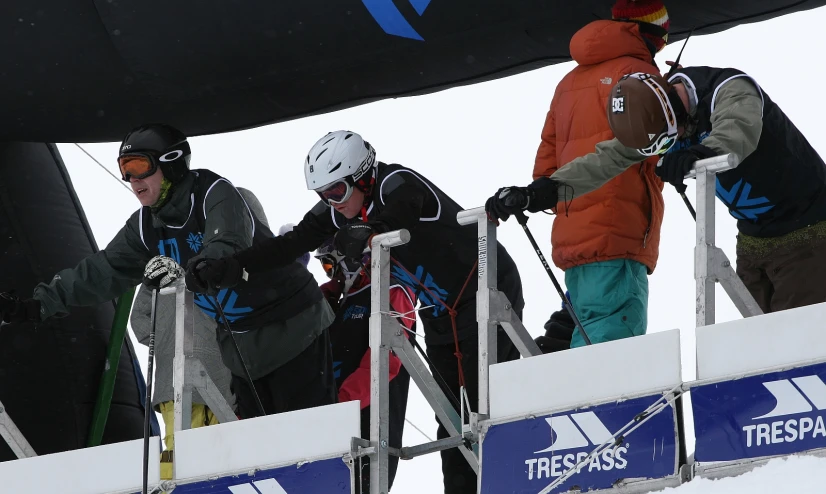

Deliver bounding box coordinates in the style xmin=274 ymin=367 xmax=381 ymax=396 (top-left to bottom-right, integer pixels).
xmin=390 ymin=258 xmax=478 ymax=388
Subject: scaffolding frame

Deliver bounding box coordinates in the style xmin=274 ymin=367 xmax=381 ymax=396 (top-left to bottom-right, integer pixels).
xmin=689 ymin=154 xmax=763 ymax=326
xmin=0 ymin=399 xmax=36 ymax=459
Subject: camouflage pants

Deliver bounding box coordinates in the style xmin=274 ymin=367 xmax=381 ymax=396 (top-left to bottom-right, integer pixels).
xmin=736 ymin=221 xmax=826 ymax=313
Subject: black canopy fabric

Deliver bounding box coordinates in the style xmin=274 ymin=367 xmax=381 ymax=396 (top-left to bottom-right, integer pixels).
xmin=3 ymin=0 xmax=824 ymax=143
xmin=0 ymin=143 xmax=145 ymax=461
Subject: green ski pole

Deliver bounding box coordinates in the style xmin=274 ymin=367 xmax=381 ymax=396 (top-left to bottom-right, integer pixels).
xmin=86 ymin=287 xmax=136 ymax=447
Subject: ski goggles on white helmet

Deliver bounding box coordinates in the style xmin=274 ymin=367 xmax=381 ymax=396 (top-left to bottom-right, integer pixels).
xmin=316 ymin=177 xmax=355 ymax=205
xmin=625 ymin=73 xmax=680 ymax=157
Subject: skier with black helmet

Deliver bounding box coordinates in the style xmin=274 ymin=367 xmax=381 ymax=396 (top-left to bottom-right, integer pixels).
xmin=190 ymin=130 xmax=526 ymax=494
xmin=487 ymin=68 xmax=826 ymax=314
xmin=0 ymin=123 xmax=337 ymax=418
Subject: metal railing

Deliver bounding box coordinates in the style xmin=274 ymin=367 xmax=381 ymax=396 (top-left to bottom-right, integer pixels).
xmin=0 ymin=399 xmax=35 ymax=459
xmin=156 ymin=280 xmax=238 ymax=483
xmin=365 ymin=229 xmax=479 ymax=494
xmin=688 ymin=154 xmax=763 ymax=326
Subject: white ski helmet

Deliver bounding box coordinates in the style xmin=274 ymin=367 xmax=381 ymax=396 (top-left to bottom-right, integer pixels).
xmin=304 ymin=131 xmax=376 ymax=203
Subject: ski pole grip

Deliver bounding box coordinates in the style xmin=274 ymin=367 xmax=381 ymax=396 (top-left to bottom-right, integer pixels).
xmin=684 ymin=153 xmax=740 ymax=179
xmin=457 ymin=206 xmax=486 ymax=226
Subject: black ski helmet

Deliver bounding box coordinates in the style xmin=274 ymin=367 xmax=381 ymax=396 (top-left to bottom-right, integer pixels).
xmin=119 ymin=124 xmax=192 ymax=183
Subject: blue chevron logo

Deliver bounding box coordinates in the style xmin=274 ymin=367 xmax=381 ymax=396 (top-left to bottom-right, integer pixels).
xmin=194 ymin=289 xmax=253 ymax=323
xmin=716 ymin=178 xmax=775 ymax=221
xmin=362 ymin=0 xmax=432 ymax=41
xmin=391 ymin=265 xmax=448 ymax=317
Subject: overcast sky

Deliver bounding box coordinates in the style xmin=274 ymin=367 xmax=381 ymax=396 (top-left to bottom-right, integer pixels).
xmin=55 ymin=7 xmax=826 ymax=492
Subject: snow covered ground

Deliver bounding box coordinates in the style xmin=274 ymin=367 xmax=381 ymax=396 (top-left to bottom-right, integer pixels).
xmin=656 ymin=456 xmax=826 ymax=494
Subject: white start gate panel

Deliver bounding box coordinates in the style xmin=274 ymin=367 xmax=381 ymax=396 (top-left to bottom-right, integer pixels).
xmin=691 ymin=302 xmax=826 ymax=478
xmin=480 ymin=329 xmax=683 ymax=493
xmin=0 ymin=401 xmax=359 ymax=494
xmin=165 ymin=401 xmax=360 ymax=493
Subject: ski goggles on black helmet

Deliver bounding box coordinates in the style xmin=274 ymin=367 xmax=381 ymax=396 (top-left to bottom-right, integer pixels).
xmin=315 ymin=240 xmax=366 ymax=279
xmin=316 ymin=253 xmax=339 ymax=278
xmin=118 ymin=141 xmax=190 ymax=181
xmin=118 ymin=154 xmax=158 ymax=181
xmin=316 ymin=176 xmax=356 ymax=205
xmin=624 ymin=73 xmax=680 ymax=157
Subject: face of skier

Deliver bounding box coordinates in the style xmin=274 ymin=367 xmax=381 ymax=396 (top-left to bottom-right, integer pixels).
xmin=333 ymin=187 xmax=365 ymax=219
xmin=673 ymin=83 xmax=690 ymax=137
xmin=130 ymin=167 xmax=165 ymax=207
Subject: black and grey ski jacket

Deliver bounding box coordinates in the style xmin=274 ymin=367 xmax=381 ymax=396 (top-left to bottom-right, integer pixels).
xmin=34 ymin=170 xmax=330 ymax=379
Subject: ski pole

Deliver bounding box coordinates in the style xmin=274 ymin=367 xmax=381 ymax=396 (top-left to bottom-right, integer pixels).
xmin=142 ymin=288 xmax=159 ymax=494
xmin=513 ymin=211 xmax=592 ymax=346
xmin=678 ymin=189 xmax=697 ymax=220
xmin=205 ymin=297 xmax=267 ymax=417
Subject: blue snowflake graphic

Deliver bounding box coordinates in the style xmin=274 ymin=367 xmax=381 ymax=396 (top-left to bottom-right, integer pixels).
xmin=187 ymin=232 xmax=204 ymax=253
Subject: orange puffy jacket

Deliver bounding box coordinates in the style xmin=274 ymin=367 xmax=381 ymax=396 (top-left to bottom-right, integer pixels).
xmin=533 ymin=20 xmax=665 ymax=274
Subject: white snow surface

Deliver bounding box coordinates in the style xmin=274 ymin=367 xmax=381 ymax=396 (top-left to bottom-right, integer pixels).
xmin=655 ymin=456 xmax=826 ymax=493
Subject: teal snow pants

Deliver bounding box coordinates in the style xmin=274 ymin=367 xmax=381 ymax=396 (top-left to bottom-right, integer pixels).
xmin=565 ymin=259 xmax=649 ymax=348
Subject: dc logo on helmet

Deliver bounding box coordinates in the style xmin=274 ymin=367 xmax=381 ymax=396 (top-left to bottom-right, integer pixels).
xmin=612 ymin=97 xmax=625 ymax=113
xmin=352 ymin=144 xmax=376 ymax=181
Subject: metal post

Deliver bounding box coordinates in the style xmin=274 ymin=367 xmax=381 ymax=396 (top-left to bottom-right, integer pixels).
xmin=476 ymin=211 xmax=497 ymax=420
xmin=169 ymin=280 xmax=195 ymax=438
xmin=694 ymin=157 xmax=718 ymax=327
xmin=457 ymin=208 xmax=541 ymax=420
xmin=370 ymin=230 xmax=410 ymax=494
xmin=688 ymin=154 xmax=763 ymax=326
xmin=0 ymin=399 xmax=36 ymax=458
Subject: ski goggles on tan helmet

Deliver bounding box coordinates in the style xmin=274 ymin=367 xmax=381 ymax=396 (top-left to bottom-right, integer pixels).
xmin=117 ymin=141 xmax=190 ymax=181
xmin=622 ymin=73 xmax=680 ymax=157
xmin=316 ymin=176 xmax=356 ymax=205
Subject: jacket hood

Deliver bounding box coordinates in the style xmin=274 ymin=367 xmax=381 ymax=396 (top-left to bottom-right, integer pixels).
xmin=570 ymin=20 xmax=653 ymax=67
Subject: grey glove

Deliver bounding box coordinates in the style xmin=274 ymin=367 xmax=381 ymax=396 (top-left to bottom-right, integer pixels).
xmin=143 ymin=255 xmax=185 ymax=289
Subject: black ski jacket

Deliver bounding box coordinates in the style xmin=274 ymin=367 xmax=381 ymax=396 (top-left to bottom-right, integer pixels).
xmin=236 ymin=162 xmax=524 ymax=344
xmin=666 ymin=67 xmax=826 ymax=237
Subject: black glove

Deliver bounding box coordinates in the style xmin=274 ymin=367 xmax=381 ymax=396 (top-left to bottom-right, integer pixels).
xmin=534 ymin=309 xmax=575 ymax=354
xmin=0 ymin=292 xmax=41 ymax=324
xmin=485 ymin=177 xmax=560 ymax=222
xmin=185 ymin=257 xmax=243 ymax=295
xmin=656 ymin=144 xmax=717 ymax=192
xmin=334 ymin=224 xmax=374 ymax=259
xmin=143 ymin=255 xmax=185 ymax=289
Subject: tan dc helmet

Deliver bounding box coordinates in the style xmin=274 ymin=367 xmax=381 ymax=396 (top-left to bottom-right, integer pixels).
xmin=607 ymin=73 xmax=679 ymax=156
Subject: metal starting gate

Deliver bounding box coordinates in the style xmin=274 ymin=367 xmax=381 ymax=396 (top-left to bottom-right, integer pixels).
xmin=3 ymin=154 xmax=826 ymax=494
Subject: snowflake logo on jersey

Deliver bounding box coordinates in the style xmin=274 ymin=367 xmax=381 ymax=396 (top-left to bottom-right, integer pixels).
xmin=187 ymin=232 xmax=204 ymax=253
